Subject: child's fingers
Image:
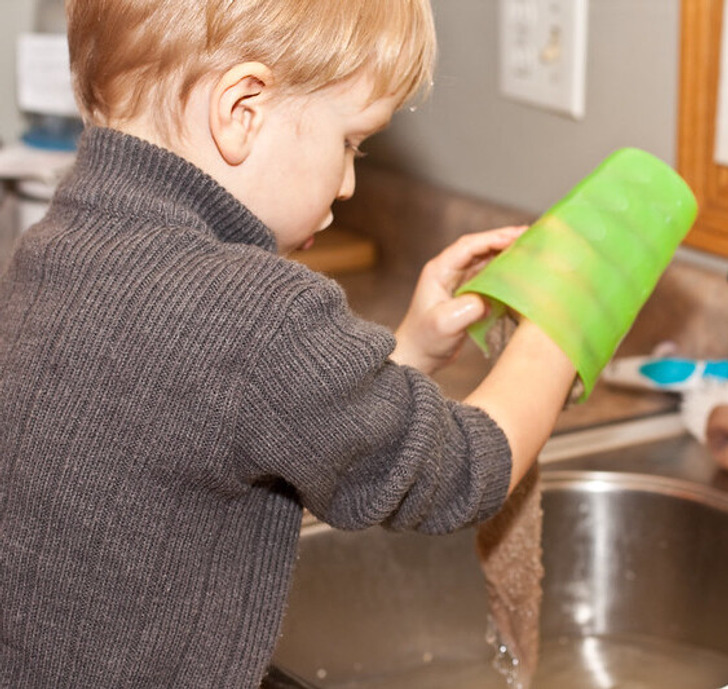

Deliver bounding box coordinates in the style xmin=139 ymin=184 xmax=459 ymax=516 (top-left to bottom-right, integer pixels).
xmin=448 ymin=226 xmax=527 ymax=267
xmin=436 ymin=225 xmax=526 ymax=269
xmin=427 ymin=226 xmax=528 ymax=293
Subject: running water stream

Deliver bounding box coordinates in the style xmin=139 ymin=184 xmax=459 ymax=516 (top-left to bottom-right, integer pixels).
xmin=476 ymin=466 xmax=544 ymax=688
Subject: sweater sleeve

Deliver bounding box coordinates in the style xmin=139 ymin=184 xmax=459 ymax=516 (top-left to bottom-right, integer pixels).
xmin=235 ymin=275 xmax=512 ymax=534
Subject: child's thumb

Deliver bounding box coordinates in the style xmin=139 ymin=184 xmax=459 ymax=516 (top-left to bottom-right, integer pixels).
xmin=439 ymin=294 xmax=489 ymax=335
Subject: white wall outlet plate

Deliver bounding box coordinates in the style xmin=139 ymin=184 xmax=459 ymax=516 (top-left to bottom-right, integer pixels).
xmin=498 ymin=0 xmax=589 ymax=119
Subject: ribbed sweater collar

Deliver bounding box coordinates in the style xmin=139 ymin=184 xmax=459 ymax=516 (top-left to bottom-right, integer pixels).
xmin=57 ymin=126 xmax=277 ymax=253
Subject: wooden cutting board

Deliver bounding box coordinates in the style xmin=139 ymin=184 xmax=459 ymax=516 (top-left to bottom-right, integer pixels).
xmin=291 ymin=227 xmax=378 ymax=274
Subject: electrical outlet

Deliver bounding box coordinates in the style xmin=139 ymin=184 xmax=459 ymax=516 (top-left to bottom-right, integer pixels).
xmin=498 ymin=0 xmax=589 ymax=119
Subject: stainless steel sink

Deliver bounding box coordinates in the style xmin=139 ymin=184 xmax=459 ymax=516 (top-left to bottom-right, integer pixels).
xmin=273 ymin=430 xmax=728 ymax=688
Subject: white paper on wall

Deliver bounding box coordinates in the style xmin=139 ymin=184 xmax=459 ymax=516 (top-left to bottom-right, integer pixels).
xmin=16 ymin=33 xmax=79 ymax=117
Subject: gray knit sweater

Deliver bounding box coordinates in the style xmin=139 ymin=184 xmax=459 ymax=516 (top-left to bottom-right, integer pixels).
xmin=0 ymin=128 xmax=511 ymax=688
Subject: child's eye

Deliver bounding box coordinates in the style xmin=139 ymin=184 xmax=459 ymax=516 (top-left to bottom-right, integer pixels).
xmin=345 ymin=140 xmax=367 ymax=159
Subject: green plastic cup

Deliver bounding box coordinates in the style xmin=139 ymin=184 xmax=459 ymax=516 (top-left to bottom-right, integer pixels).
xmin=457 ymin=148 xmax=698 ymax=401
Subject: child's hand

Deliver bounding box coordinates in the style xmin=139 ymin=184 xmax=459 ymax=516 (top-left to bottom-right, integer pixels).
xmin=392 ymin=226 xmax=527 ymax=375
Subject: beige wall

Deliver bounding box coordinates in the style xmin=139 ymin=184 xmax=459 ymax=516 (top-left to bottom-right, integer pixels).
xmin=367 ymin=0 xmax=681 ymax=215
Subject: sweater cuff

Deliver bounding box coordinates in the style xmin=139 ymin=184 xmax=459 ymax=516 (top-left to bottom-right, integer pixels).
xmin=460 ymin=403 xmax=513 ymax=521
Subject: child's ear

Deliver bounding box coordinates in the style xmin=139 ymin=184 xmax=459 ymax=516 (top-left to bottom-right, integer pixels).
xmin=209 ymin=62 xmax=274 ymax=165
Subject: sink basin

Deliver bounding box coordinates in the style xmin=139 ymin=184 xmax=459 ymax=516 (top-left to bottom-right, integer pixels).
xmin=273 ymin=468 xmax=728 ymax=688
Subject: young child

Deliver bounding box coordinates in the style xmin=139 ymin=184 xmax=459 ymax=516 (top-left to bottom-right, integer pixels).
xmin=0 ymin=0 xmax=576 ymax=687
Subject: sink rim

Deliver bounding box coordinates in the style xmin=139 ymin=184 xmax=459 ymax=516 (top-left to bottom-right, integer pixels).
xmin=541 ymin=469 xmax=728 ymax=512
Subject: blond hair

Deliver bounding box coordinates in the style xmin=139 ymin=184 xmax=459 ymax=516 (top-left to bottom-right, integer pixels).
xmin=66 ymin=0 xmax=436 ymax=134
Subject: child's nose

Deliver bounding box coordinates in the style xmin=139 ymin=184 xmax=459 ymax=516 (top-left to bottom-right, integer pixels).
xmin=337 ymin=160 xmax=356 ymax=201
